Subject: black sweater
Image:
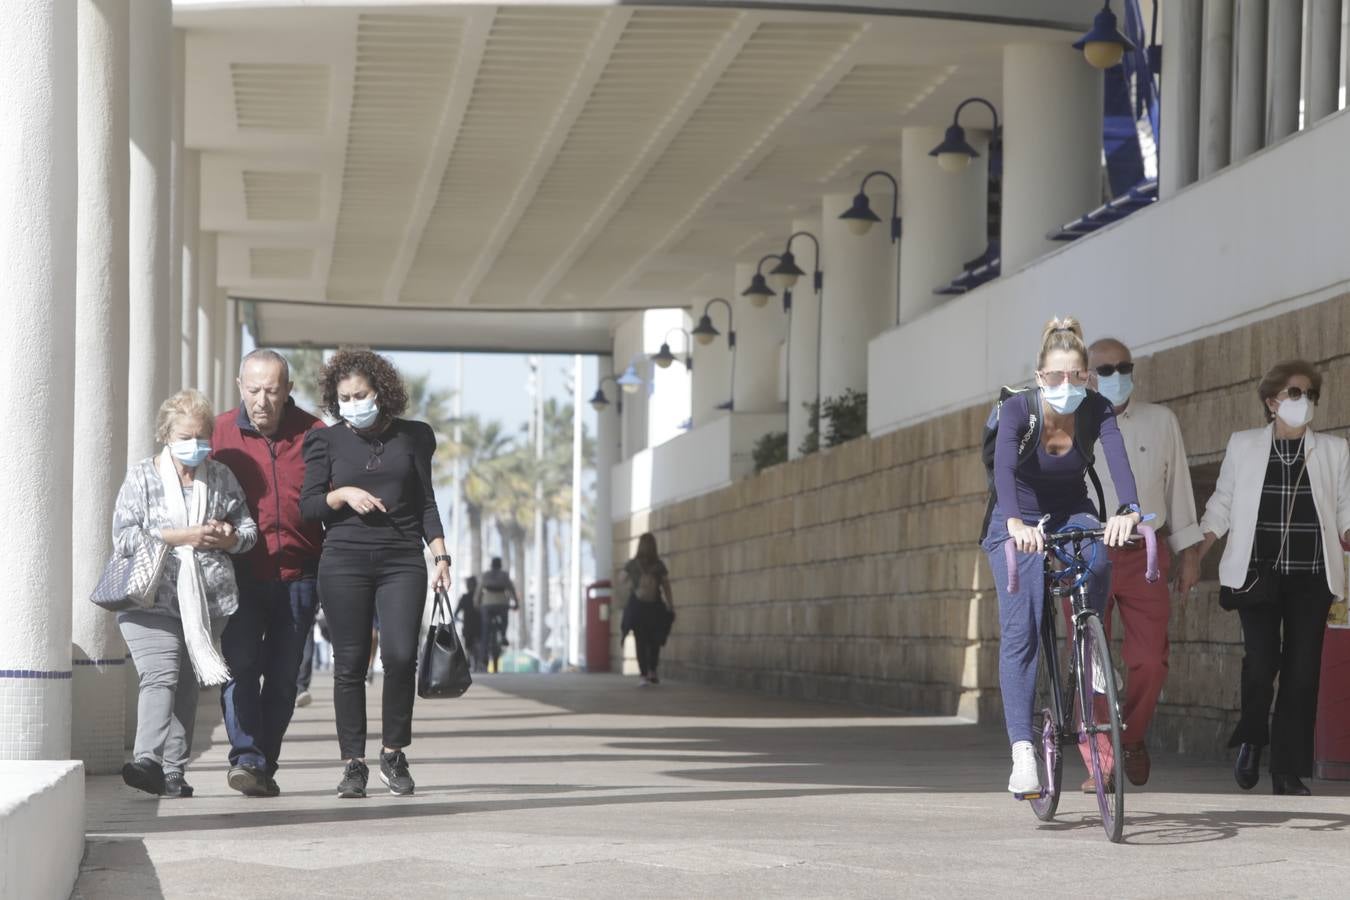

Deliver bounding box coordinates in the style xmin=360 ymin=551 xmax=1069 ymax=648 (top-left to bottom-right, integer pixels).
xmin=299 ymin=418 xmax=445 ymax=553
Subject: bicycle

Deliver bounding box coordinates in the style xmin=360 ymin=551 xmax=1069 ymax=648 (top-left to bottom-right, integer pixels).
xmin=1002 ymin=515 xmax=1158 ymax=843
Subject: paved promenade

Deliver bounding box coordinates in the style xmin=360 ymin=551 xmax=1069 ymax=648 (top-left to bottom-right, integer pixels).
xmin=77 ymin=674 xmax=1350 ymax=899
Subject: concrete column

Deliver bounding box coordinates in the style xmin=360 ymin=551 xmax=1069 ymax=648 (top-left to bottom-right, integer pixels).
xmin=1231 ymin=0 xmax=1269 ymax=162
xmin=691 ymin=301 xmax=733 ymax=427
xmin=167 ymin=29 xmax=185 ymax=394
xmin=224 ymin=297 xmax=240 ymax=400
xmin=179 ymin=150 xmax=200 ymax=392
xmin=1198 ymin=1 xmax=1235 ymax=178
xmin=1 ymin=0 xmax=77 ymax=760
xmin=786 ymin=216 xmax=820 ymax=459
xmin=196 ymin=233 xmax=216 ymax=399
xmin=1000 ymin=44 xmax=1103 ymax=272
xmin=1266 ymin=0 xmax=1302 ymax=143
xmin=899 ymin=127 xmax=988 ymax=322
xmin=819 ymin=194 xmax=894 ymax=407
xmin=211 ymin=287 xmax=228 ymax=412
xmin=72 ymin=0 xmax=131 ymax=773
xmin=128 ymin=0 xmax=172 ymax=461
xmin=732 ymin=263 xmax=786 ymax=414
xmin=1307 ymin=0 xmax=1341 ymax=122
xmin=593 ymin=354 xmax=617 ymax=588
xmin=644 ymin=309 xmax=692 ymax=447
xmin=1161 ymin=0 xmax=1204 ymax=197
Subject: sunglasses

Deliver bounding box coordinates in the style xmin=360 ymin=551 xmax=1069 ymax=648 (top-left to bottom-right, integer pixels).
xmin=1039 ymin=369 xmax=1090 ymax=387
xmin=1279 ymin=386 xmax=1320 ymax=404
xmin=1094 ymin=362 xmax=1135 ymax=377
xmin=365 ymin=439 xmax=385 ymax=472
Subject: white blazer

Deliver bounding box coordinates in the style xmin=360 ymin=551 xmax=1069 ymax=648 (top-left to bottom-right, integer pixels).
xmin=1200 ymin=425 xmax=1350 ymax=598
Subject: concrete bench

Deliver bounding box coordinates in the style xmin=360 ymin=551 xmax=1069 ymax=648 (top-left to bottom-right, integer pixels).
xmin=0 ymin=761 xmax=84 ymax=900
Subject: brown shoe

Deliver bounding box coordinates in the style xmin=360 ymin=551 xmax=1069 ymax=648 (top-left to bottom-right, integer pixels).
xmin=1122 ymin=742 xmax=1150 ymax=786
xmin=1081 ymin=773 xmax=1116 ymax=793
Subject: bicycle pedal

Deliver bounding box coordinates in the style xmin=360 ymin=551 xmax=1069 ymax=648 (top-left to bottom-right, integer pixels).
xmin=1013 ymin=791 xmax=1043 ymax=801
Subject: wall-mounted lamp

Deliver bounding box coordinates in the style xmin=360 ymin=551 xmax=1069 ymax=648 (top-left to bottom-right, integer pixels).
xmin=740 ymin=254 xmax=781 ymax=308
xmin=692 ymin=297 xmax=736 ymax=411
xmin=769 ymin=231 xmax=823 ymax=294
xmin=930 ymin=97 xmax=1001 ymax=174
xmin=1074 ymin=1 xmax=1135 ymax=70
xmin=652 ymin=327 xmax=694 ymax=370
xmin=839 ymin=170 xmax=901 ymax=243
xmin=589 ymin=374 xmax=622 ymax=412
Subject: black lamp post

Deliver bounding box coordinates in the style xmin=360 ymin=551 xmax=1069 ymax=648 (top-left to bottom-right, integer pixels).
xmin=930 ymin=97 xmax=1001 ymax=174
xmin=839 ymin=170 xmax=901 ymax=242
xmin=692 ymin=297 xmax=736 ymax=411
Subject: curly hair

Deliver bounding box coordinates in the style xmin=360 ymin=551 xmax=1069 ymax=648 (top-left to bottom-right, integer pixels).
xmin=318 ymin=348 xmax=408 ymax=422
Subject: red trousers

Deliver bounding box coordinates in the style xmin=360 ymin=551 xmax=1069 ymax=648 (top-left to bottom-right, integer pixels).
xmin=1066 ymin=542 xmax=1173 ymax=772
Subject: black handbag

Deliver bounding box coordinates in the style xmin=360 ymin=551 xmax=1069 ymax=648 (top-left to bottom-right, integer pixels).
xmin=1219 ymin=454 xmax=1306 ymax=612
xmin=417 ymin=590 xmax=473 ymax=699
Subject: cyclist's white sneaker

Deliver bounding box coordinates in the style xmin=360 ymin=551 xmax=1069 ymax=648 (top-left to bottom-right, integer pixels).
xmin=1008 ymin=741 xmax=1040 ymax=794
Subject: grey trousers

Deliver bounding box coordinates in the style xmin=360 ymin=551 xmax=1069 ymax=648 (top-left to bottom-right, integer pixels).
xmin=118 ymin=611 xmax=224 ymax=776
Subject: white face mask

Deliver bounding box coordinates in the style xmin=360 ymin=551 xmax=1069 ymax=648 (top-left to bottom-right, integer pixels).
xmin=1276 ymin=395 xmax=1313 ymax=429
xmin=1042 ymin=381 xmax=1087 ymax=415
xmin=1096 ymin=372 xmax=1134 ymax=407
xmin=339 ymin=395 xmax=380 ymax=429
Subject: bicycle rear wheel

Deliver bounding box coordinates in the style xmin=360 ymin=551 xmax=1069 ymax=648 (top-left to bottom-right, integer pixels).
xmin=1078 ymin=612 xmax=1125 ymax=843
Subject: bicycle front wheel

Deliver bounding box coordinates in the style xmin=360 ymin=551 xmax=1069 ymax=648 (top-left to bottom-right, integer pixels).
xmin=1078 ymin=612 xmax=1125 ymax=843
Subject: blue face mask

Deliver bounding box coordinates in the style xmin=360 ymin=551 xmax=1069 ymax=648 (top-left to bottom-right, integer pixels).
xmin=1096 ymin=372 xmax=1134 ymax=407
xmin=169 ymin=439 xmax=211 ymax=468
xmin=1042 ymin=382 xmax=1087 ymax=414
xmin=339 ymin=395 xmax=380 ymax=429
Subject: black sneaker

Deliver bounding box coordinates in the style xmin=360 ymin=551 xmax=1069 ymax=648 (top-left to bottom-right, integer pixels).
xmin=163 ymin=773 xmax=194 ymax=798
xmin=227 ymin=764 xmax=270 ymax=798
xmin=121 ymin=759 xmax=165 ymax=796
xmin=263 ymin=776 xmax=281 ymax=798
xmin=337 ymin=759 xmax=369 ymax=799
xmin=379 ymin=750 xmax=415 ymax=796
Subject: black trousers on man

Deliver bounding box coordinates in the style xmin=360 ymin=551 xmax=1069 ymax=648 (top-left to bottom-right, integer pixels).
xmin=1230 ymin=572 xmax=1333 ymax=777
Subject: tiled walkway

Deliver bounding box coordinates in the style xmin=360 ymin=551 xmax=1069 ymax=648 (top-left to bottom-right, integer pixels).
xmin=77 ymin=674 xmax=1350 ymax=898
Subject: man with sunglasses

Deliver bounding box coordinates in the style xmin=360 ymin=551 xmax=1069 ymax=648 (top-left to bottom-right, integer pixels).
xmin=1083 ymin=338 xmax=1202 ymax=790
xmin=211 ymin=349 xmax=326 ymax=797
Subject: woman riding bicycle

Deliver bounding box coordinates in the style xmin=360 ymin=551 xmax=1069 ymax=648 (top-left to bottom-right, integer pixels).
xmin=983 ymin=318 xmax=1142 ymax=795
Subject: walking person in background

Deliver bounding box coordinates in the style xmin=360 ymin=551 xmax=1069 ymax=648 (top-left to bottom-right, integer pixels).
xmin=301 ymin=349 xmax=451 ymax=799
xmin=623 ymin=532 xmax=675 ymax=686
xmin=114 ymin=390 xmax=258 ymax=797
xmin=455 ymin=575 xmax=483 ymax=672
xmin=1196 ymin=360 xmax=1350 ymax=796
xmin=212 ymin=349 xmax=325 ymax=798
xmin=1078 ymin=338 xmax=1203 ymax=791
xmin=475 ymin=559 xmax=519 ymax=673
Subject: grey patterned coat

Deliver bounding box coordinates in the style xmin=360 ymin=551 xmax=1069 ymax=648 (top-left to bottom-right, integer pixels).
xmin=112 ymin=457 xmax=259 ymax=619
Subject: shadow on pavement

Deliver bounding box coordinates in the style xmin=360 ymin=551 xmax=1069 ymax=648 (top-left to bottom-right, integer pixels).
xmin=74 ymin=837 xmax=166 ymax=899
xmin=1037 ymin=806 xmax=1350 ymax=845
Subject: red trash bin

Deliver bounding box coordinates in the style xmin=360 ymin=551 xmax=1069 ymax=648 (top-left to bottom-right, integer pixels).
xmin=1315 ymin=625 xmax=1350 ymax=780
xmin=585 ymin=581 xmax=613 ymax=673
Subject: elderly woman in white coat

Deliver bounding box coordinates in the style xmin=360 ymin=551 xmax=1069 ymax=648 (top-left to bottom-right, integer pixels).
xmin=113 ymin=389 xmax=258 ymax=798
xmin=1195 ymin=360 xmax=1350 ymax=796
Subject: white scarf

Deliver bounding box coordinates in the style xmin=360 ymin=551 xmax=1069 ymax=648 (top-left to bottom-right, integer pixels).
xmin=157 ymin=448 xmax=231 ymax=686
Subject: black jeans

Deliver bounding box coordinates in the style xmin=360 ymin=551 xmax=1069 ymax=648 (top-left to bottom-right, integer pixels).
xmin=635 ymin=636 xmax=662 ymax=677
xmin=318 ymin=549 xmax=427 ymax=760
xmin=1230 ymin=572 xmax=1334 ymax=777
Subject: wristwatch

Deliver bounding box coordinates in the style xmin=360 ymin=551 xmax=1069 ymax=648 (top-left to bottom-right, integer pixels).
xmin=1116 ymin=503 xmax=1141 ymax=517
xmin=434 ymin=554 xmax=452 ymax=566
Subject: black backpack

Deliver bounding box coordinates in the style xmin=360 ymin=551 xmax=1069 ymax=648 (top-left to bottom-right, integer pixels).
xmin=978 ymin=386 xmax=1106 ymax=542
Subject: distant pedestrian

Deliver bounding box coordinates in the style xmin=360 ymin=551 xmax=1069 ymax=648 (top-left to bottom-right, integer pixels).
xmin=300 ymin=349 xmax=451 ymax=799
xmin=623 ymin=533 xmax=675 ymax=686
xmin=455 ymin=575 xmax=483 ymax=672
xmin=114 ymin=389 xmax=258 ymax=798
xmin=475 ymin=560 xmax=519 ymax=673
xmin=1196 ymin=359 xmax=1350 ymax=796
xmin=212 ymin=349 xmax=325 ymax=798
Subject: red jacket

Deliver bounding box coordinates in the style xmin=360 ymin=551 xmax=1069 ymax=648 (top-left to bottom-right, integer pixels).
xmin=211 ymin=400 xmax=325 ymax=582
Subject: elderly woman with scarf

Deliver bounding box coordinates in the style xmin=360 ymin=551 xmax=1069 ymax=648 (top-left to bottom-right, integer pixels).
xmin=113 ymin=389 xmax=258 ymax=797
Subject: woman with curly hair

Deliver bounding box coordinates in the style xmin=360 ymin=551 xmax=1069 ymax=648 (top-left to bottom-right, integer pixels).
xmin=300 ymin=349 xmax=451 ymax=798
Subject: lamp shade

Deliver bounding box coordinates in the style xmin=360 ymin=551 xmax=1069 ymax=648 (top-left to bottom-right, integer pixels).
xmin=839 ymin=191 xmax=881 ymax=236
xmin=929 ymin=123 xmax=980 ymax=173
xmin=692 ymin=314 xmax=719 ymax=345
xmin=617 ymin=365 xmax=643 ymax=394
xmin=769 ymin=250 xmax=805 ymax=293
xmin=652 ymin=343 xmax=675 ymax=368
xmin=1073 ymin=4 xmax=1134 ymax=70
xmin=741 ymin=272 xmax=775 ymax=308
xmin=589 ymin=388 xmax=609 ymax=411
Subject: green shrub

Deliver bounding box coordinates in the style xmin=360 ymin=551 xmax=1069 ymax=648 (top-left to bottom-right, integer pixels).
xmin=823 ymin=389 xmax=867 ymax=447
xmin=752 ymin=430 xmax=788 ymax=473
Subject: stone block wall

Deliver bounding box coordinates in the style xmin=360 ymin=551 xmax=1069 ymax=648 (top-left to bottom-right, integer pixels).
xmin=612 ymin=292 xmax=1350 ymax=758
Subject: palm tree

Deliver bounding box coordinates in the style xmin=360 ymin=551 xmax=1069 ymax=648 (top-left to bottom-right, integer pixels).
xmin=450 ymin=415 xmax=512 ymax=576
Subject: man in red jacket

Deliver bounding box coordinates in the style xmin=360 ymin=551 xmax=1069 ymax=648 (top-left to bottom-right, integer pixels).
xmin=211 ymin=349 xmax=325 ymax=797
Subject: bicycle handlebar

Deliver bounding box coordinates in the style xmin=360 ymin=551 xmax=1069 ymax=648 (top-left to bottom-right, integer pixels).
xmin=1002 ymin=520 xmax=1159 ymax=594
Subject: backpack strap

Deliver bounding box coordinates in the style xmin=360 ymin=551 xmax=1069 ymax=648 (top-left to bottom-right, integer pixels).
xmin=1074 ymin=393 xmax=1108 ymax=520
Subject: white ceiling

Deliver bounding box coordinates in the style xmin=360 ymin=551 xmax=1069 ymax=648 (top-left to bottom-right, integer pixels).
xmin=179 ymin=1 xmax=1084 ymax=349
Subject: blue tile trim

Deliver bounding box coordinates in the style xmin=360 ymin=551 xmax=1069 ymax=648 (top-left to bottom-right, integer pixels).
xmin=0 ymin=669 xmax=73 ymax=680
xmin=72 ymin=658 xmax=127 ymax=666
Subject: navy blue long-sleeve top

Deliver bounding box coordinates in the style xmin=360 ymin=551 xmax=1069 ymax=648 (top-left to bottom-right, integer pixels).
xmin=299 ymin=418 xmax=444 ymax=553
xmin=993 ymin=390 xmax=1139 ymax=527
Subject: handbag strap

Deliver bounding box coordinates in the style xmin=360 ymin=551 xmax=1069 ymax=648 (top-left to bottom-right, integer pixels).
xmin=431 ymin=589 xmax=451 ymax=626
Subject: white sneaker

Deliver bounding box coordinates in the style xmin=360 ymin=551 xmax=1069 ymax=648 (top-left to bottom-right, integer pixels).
xmin=1008 ymin=741 xmax=1040 ymax=794
xmin=295 ymin=690 xmax=312 ymax=708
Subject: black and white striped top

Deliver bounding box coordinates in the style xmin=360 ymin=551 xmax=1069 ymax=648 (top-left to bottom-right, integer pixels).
xmin=1253 ymin=438 xmax=1323 ymax=574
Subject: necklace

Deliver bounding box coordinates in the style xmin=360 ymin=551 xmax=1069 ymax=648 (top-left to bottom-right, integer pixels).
xmin=1273 ymin=434 xmax=1305 ymax=467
